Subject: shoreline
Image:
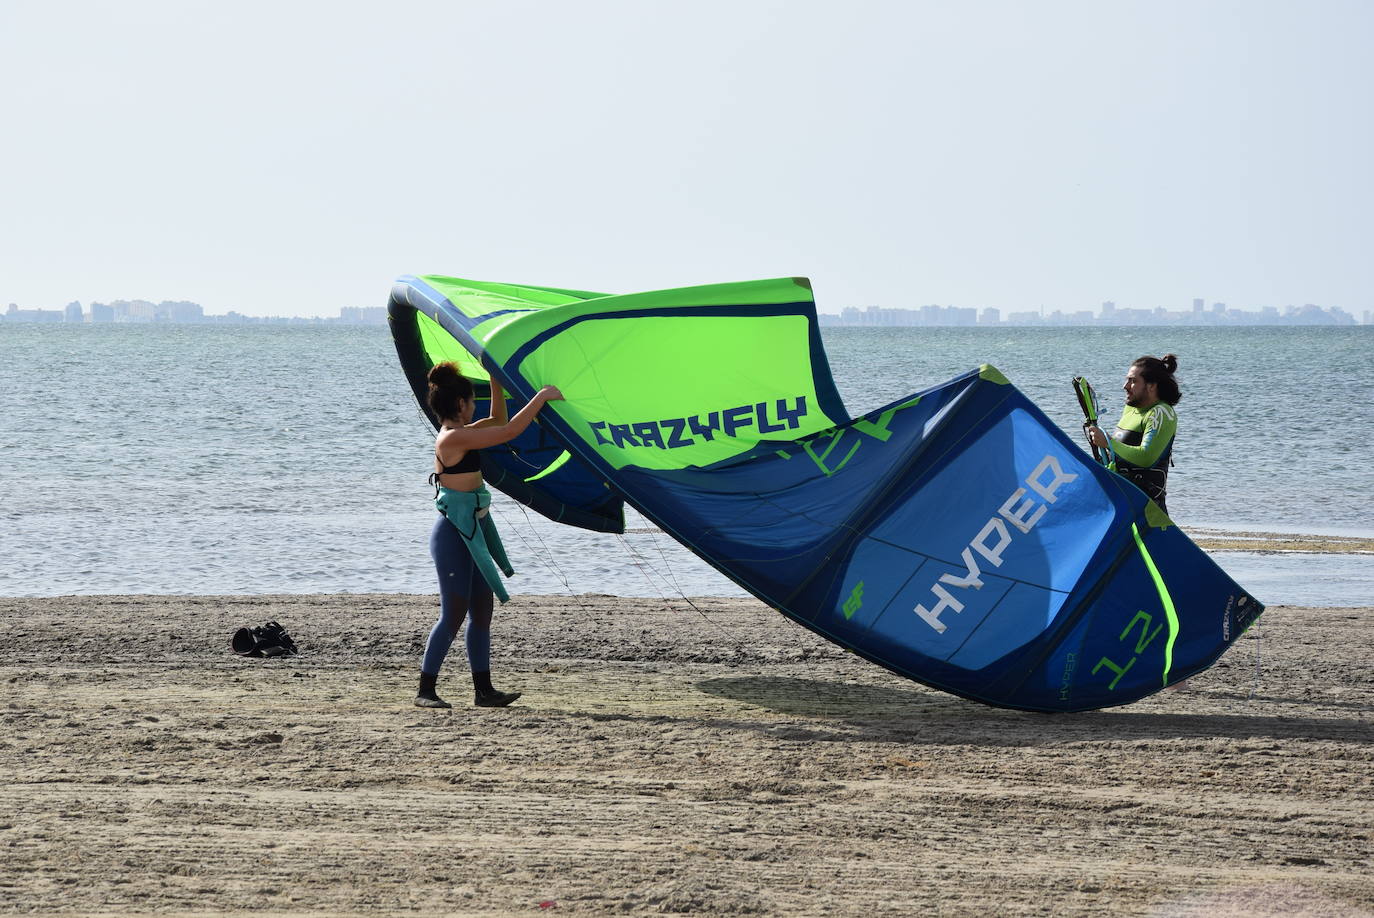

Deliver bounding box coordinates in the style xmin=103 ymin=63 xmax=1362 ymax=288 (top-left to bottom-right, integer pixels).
xmin=1 ymin=593 xmax=1371 ymax=916
xmin=1186 ymin=529 xmax=1374 ymax=554
xmin=2 ymin=530 xmax=1369 ymax=605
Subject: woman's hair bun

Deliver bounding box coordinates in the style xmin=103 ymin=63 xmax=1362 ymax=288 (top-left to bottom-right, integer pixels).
xmin=425 ymin=361 xmax=474 ymax=420
xmin=1161 ymin=353 xmax=1178 ymax=374
xmin=427 ymin=361 xmax=462 ymax=389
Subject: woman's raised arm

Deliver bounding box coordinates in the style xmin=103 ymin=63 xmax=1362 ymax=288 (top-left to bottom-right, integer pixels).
xmin=469 ymin=378 xmax=509 ymax=429
xmin=450 ymin=385 xmax=563 ymax=450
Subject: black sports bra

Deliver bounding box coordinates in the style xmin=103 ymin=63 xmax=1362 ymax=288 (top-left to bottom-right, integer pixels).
xmin=429 ymin=445 xmax=481 ymax=496
xmin=437 ymin=447 xmax=481 ymax=475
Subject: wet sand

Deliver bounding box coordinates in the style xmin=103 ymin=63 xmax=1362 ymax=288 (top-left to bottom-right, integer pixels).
xmin=1186 ymin=530 xmax=1374 ymax=554
xmin=1 ymin=594 xmax=1370 ymax=917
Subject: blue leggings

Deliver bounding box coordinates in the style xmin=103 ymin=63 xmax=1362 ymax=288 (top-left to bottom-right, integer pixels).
xmin=422 ymin=515 xmax=493 ymax=676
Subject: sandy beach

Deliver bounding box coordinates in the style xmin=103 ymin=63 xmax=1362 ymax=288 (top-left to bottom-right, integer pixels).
xmin=1 ymin=594 xmax=1370 ymax=917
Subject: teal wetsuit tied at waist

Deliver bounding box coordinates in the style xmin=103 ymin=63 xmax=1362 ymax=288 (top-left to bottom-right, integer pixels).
xmin=434 ymin=485 xmax=514 ymax=603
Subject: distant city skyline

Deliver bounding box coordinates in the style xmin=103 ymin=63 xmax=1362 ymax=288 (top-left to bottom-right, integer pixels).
xmin=3 ymin=296 xmax=1365 ymax=327
xmin=2 ymin=299 xmax=389 ymax=325
xmin=824 ymin=298 xmax=1362 ymax=327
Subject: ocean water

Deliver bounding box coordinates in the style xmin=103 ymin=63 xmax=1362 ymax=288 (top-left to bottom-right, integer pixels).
xmin=1 ymin=322 xmax=1370 ymax=606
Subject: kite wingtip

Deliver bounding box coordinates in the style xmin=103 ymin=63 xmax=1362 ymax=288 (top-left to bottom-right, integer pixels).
xmin=1145 ymin=501 xmax=1174 ymax=530
xmin=978 ymin=364 xmax=1010 ymax=385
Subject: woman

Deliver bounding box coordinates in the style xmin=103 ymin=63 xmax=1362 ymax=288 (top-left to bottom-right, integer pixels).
xmin=417 ymin=361 xmax=563 ymax=709
xmin=1087 ymin=353 xmax=1181 ymax=513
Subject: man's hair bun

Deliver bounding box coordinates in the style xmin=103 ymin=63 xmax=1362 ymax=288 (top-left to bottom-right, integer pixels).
xmin=1131 ymin=354 xmax=1182 ymax=406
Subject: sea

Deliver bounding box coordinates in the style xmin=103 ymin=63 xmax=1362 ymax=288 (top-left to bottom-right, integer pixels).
xmin=1 ymin=322 xmax=1370 ymax=606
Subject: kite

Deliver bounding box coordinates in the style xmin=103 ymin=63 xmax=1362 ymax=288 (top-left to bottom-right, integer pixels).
xmin=388 ymin=275 xmax=1263 ymax=712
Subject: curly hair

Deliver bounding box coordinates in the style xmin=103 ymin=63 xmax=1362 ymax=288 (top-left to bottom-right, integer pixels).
xmin=426 ymin=361 xmax=475 ymax=422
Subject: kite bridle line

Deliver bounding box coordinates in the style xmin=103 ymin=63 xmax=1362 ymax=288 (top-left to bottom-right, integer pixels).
xmin=626 ymin=522 xmax=758 ymax=651
xmin=472 ymin=408 xmax=759 ymax=651
xmin=483 ymin=438 xmax=622 ymax=619
xmin=496 ymin=491 xmax=758 ymax=656
xmin=492 ymin=498 xmax=602 ymax=619
xmin=489 ymin=434 xmax=687 ymax=604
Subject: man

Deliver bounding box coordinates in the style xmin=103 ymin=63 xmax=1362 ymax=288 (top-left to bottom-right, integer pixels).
xmin=1088 ymin=354 xmax=1181 ymax=513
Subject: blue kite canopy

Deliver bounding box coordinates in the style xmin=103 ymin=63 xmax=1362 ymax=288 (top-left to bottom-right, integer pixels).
xmin=388 ymin=274 xmax=1264 ymax=712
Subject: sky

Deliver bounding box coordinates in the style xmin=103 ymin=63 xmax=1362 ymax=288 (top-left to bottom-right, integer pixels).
xmin=2 ymin=0 xmax=1370 ymax=318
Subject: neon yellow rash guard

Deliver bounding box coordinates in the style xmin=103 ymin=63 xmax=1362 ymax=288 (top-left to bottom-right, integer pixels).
xmin=1109 ymin=401 xmax=1177 ymax=510
xmin=1110 ymin=402 xmax=1177 ymax=467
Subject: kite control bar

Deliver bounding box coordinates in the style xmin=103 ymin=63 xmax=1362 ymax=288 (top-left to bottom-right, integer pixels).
xmin=1072 ymin=376 xmax=1111 ymax=468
